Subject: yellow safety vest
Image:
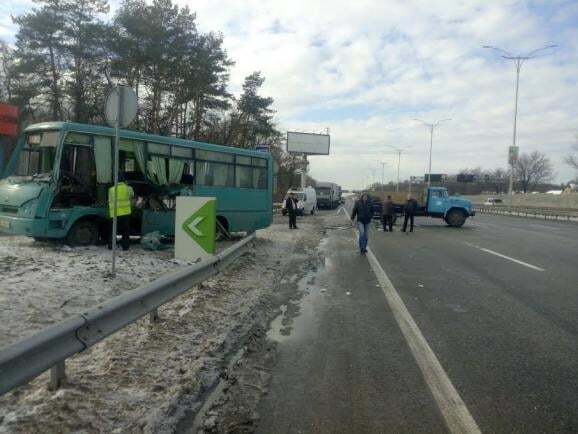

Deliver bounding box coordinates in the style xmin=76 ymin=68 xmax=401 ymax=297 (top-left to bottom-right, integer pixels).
xmin=108 ymin=183 xmax=133 ymax=218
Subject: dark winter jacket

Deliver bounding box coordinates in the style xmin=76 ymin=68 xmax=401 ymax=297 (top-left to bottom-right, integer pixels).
xmin=285 ymin=197 xmax=298 ymax=213
xmin=405 ymin=198 xmax=419 ymax=215
xmin=382 ymin=199 xmax=394 ymax=216
xmin=351 ymin=198 xmax=373 ymax=224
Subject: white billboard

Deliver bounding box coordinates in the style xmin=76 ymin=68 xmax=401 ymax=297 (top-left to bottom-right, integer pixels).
xmin=287 ymin=131 xmax=330 ymax=155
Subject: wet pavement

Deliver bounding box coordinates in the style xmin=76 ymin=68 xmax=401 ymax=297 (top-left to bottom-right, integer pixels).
xmin=256 ymin=213 xmax=446 ymax=433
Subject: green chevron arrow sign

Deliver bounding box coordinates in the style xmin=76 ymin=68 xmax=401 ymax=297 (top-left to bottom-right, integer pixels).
xmin=175 ymin=197 xmax=216 ymax=260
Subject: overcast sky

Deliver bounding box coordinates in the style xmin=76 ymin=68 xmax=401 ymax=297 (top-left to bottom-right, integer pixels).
xmin=2 ymin=0 xmax=578 ymax=188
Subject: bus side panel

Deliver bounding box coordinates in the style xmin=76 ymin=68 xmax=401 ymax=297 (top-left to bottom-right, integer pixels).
xmin=46 ymin=207 xmax=108 ymax=239
xmin=194 ymin=186 xmax=272 ymax=232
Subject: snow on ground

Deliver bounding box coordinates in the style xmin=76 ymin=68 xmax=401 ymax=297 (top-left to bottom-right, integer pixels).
xmin=0 ymin=237 xmax=194 ymax=348
xmin=0 ymin=215 xmax=325 ymax=433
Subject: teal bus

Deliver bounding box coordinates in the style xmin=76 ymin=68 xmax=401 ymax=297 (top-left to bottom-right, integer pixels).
xmin=0 ymin=122 xmax=273 ymax=245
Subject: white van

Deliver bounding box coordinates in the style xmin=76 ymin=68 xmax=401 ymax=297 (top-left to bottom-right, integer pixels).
xmin=283 ymin=187 xmax=317 ymax=216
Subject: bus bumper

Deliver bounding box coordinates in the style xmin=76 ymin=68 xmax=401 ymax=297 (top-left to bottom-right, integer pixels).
xmin=0 ymin=215 xmax=43 ymax=237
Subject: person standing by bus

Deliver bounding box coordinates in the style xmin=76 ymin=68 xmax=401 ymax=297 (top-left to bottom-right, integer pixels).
xmin=108 ymin=180 xmax=134 ymax=250
xmin=402 ymin=194 xmax=418 ymax=234
xmin=351 ymin=193 xmax=372 ymax=254
xmin=382 ymin=195 xmax=394 ymax=232
xmin=285 ymin=192 xmax=299 ymax=229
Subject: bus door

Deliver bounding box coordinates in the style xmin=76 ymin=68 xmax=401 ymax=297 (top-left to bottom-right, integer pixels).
xmin=54 ymin=133 xmax=97 ymax=208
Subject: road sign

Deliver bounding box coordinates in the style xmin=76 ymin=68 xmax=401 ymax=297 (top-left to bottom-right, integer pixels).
xmin=175 ymin=197 xmax=216 ymax=261
xmin=508 ymin=146 xmax=519 ymax=165
xmin=105 ymin=86 xmax=137 ymax=128
xmin=255 ymin=145 xmax=270 ymax=153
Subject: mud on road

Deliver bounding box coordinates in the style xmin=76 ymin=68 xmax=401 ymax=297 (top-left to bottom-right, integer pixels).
xmin=0 ymin=214 xmax=328 ymax=433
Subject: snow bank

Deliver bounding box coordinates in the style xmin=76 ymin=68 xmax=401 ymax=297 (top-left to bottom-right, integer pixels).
xmin=0 ymin=237 xmax=192 ymax=348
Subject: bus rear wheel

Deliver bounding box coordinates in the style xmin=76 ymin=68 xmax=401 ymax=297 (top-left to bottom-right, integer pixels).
xmin=446 ymin=209 xmax=466 ymax=228
xmin=66 ymin=219 xmax=99 ymax=246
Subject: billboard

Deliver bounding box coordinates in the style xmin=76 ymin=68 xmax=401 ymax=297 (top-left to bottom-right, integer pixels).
xmin=0 ymin=103 xmax=18 ymax=137
xmin=287 ymin=131 xmax=330 ymax=155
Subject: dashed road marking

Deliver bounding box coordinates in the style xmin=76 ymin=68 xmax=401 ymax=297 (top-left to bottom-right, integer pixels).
xmin=465 ymin=242 xmax=545 ymax=272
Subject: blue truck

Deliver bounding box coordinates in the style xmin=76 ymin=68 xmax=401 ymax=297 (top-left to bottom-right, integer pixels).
xmin=370 ymin=186 xmax=475 ymax=227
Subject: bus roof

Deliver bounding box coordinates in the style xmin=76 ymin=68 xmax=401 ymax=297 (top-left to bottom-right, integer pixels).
xmin=24 ymin=121 xmax=271 ymax=159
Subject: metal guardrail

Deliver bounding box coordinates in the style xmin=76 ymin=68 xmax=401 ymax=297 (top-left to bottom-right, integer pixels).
xmin=475 ymin=205 xmax=578 ymax=222
xmin=0 ymin=233 xmax=256 ymax=396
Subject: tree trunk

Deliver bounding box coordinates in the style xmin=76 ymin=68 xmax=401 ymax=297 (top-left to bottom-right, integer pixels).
xmin=48 ymin=41 xmax=61 ymax=121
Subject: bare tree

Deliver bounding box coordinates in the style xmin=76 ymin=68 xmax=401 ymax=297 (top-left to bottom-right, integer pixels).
xmin=565 ymin=142 xmax=578 ymax=170
xmin=514 ymin=151 xmax=554 ymax=193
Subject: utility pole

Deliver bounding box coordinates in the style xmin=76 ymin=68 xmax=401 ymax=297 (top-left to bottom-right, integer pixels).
xmin=414 ymin=119 xmax=451 ymax=187
xmin=384 ymin=145 xmax=406 ymax=192
xmin=483 ymin=44 xmax=557 ymax=206
xmin=380 ymin=161 xmax=387 ymax=194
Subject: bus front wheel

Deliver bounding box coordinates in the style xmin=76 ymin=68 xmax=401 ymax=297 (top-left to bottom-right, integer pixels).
xmin=66 ymin=219 xmax=99 ymax=246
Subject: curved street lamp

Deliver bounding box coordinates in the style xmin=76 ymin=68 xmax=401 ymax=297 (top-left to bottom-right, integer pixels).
xmin=483 ymin=44 xmax=557 ymax=203
xmin=414 ymin=118 xmax=452 ymax=187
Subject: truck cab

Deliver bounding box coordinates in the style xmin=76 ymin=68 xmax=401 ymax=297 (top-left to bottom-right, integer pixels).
xmin=425 ymin=187 xmax=474 ymax=227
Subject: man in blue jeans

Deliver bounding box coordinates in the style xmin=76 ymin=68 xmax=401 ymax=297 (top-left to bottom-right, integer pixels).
xmin=351 ymin=193 xmax=373 ymax=254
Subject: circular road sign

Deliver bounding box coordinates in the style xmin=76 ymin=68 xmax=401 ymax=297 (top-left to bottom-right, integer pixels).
xmin=105 ymin=85 xmax=137 ymax=128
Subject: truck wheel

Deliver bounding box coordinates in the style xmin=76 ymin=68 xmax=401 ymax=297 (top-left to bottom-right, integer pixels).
xmin=446 ymin=209 xmax=466 ymax=227
xmin=66 ymin=219 xmax=99 ymax=246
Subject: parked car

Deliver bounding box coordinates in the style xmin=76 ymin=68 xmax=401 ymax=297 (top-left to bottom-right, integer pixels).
xmin=483 ymin=198 xmax=503 ymax=206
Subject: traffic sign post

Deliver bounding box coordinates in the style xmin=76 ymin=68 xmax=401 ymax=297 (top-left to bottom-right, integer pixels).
xmin=105 ymin=85 xmax=137 ymax=277
xmin=175 ymin=197 xmax=216 ymax=262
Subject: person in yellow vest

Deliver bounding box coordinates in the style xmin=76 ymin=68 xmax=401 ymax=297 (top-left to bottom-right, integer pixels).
xmin=108 ymin=181 xmax=135 ymax=251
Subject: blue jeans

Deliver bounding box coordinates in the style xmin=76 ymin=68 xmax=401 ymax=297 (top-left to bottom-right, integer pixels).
xmin=357 ymin=221 xmax=370 ymax=252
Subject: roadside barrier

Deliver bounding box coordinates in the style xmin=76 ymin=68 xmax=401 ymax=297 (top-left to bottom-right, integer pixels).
xmin=0 ymin=233 xmax=256 ymax=396
xmin=475 ymin=205 xmax=578 ymax=222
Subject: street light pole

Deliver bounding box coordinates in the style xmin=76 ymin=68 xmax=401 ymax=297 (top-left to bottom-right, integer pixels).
xmin=380 ymin=161 xmax=387 ymax=194
xmin=483 ymin=44 xmax=557 ymax=206
xmin=383 ymin=145 xmax=405 ymax=192
xmin=414 ymin=118 xmax=451 ymax=187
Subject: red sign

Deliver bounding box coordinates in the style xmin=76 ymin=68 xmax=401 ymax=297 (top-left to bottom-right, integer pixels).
xmin=0 ymin=103 xmax=19 ymax=137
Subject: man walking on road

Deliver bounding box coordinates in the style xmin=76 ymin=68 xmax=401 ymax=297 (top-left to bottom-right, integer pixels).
xmin=382 ymin=195 xmax=394 ymax=232
xmin=402 ymin=194 xmax=418 ymax=234
xmin=285 ymin=192 xmax=299 ymax=229
xmin=351 ymin=193 xmax=373 ymax=254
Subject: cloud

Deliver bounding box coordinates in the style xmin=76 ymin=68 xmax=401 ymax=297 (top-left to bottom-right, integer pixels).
xmin=3 ymin=0 xmax=578 ymax=188
xmin=183 ymin=0 xmax=577 ymax=189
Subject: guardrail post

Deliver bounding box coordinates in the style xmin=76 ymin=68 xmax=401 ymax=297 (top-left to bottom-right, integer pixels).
xmin=49 ymin=360 xmax=66 ymax=391
xmin=149 ymin=308 xmax=159 ymax=323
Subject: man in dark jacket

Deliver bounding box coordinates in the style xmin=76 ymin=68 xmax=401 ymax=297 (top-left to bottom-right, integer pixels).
xmin=382 ymin=195 xmax=394 ymax=232
xmin=285 ymin=193 xmax=298 ymax=229
xmin=351 ymin=193 xmax=373 ymax=254
xmin=402 ymin=194 xmax=418 ymax=233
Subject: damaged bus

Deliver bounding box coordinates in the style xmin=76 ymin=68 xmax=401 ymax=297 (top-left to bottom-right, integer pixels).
xmin=0 ymin=122 xmax=272 ymax=245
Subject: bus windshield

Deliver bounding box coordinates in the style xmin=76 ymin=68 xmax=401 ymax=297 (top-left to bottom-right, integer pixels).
xmin=15 ymin=131 xmax=60 ymax=179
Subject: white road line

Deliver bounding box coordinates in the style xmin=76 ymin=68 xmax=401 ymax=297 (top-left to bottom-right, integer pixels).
xmin=465 ymin=242 xmax=545 ymax=272
xmin=366 ymin=249 xmax=481 ymax=434
xmin=342 ymin=209 xmax=481 ymax=434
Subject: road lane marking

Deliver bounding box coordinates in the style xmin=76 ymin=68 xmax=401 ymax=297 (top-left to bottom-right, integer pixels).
xmin=465 ymin=242 xmax=545 ymax=272
xmin=342 ymin=208 xmax=481 ymax=434
xmin=366 ymin=249 xmax=481 ymax=434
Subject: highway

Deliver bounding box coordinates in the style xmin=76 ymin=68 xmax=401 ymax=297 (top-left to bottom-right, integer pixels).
xmin=256 ymin=211 xmax=578 ymax=433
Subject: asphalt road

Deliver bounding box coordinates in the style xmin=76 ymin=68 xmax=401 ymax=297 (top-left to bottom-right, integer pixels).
xmin=256 ymin=210 xmax=578 ymax=433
